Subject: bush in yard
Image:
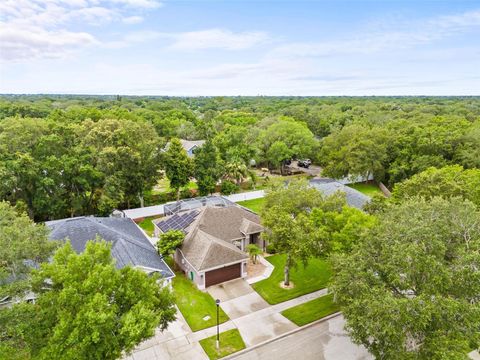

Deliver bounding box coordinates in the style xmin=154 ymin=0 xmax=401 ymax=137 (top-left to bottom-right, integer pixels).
xmin=266 ymin=243 xmax=277 ymax=254
xmin=157 ymin=230 xmax=185 ymax=257
xmin=220 ymin=180 xmax=239 ymax=195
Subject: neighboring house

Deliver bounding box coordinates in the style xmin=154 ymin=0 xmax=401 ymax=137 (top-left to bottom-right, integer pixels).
xmin=309 ymin=178 xmax=371 ymax=209
xmin=153 ymin=205 xmax=264 ymax=289
xmin=180 ymin=139 xmax=205 ymax=157
xmin=46 ymin=217 xmax=175 ymax=285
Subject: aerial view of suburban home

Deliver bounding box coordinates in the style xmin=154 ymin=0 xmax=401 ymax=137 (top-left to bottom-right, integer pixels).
xmin=154 ymin=202 xmax=264 ymax=289
xmin=1 ymin=1 xmax=479 ymax=360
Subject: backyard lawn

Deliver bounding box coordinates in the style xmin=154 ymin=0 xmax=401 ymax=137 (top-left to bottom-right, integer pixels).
xmin=252 ymin=254 xmax=332 ymax=304
xmin=153 ymin=178 xmax=198 ymax=195
xmin=199 ymin=329 xmax=246 ymax=360
xmin=237 ymin=197 xmax=265 ymax=213
xmin=347 ymin=182 xmax=383 ymax=197
xmin=281 ymin=293 xmax=340 ymax=326
xmin=172 ymin=269 xmax=229 ymax=332
xmin=137 ymin=217 xmax=157 ymax=236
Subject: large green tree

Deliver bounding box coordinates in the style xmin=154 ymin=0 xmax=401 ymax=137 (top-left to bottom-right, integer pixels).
xmin=1 ymin=241 xmax=176 ymax=360
xmin=331 ymin=197 xmax=480 ymax=359
xmin=392 ymin=165 xmax=480 ymax=208
xmin=0 ymin=202 xmax=57 ymax=300
xmin=163 ymin=138 xmax=192 ymax=201
xmin=256 ymin=117 xmax=318 ymax=166
xmin=310 ymin=203 xmax=376 ymax=254
xmin=320 ymin=124 xmax=389 ymax=181
xmin=82 ymin=118 xmax=162 ymax=210
xmin=194 ymin=140 xmax=223 ymax=196
xmin=261 ymin=179 xmax=324 ymax=286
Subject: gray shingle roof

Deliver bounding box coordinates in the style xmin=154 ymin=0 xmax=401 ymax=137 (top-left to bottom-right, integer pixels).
xmin=181 ymin=229 xmax=247 ymax=271
xmin=309 ymin=179 xmax=371 ymax=209
xmin=195 ymin=206 xmax=264 ymax=241
xmin=180 ymin=139 xmax=205 ymax=152
xmin=46 ymin=217 xmax=174 ymax=279
xmin=155 ymin=205 xmax=262 ymax=271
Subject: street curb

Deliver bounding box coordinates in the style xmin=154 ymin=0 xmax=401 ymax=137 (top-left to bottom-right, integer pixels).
xmin=221 ymin=312 xmax=342 ymax=359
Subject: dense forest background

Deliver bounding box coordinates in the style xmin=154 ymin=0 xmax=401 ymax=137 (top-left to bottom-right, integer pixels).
xmin=1 ymin=95 xmax=479 ymax=221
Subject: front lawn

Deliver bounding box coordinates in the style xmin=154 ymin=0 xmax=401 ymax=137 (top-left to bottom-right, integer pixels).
xmin=237 ymin=197 xmax=265 ymax=213
xmin=199 ymin=329 xmax=246 ymax=360
xmin=252 ymin=254 xmax=332 ymax=304
xmin=281 ymin=293 xmax=340 ymax=326
xmin=172 ymin=271 xmax=229 ymax=332
xmin=347 ymin=182 xmax=383 ymax=197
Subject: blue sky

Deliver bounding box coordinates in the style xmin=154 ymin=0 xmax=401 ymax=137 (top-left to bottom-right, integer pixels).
xmin=1 ymin=0 xmax=479 ymax=95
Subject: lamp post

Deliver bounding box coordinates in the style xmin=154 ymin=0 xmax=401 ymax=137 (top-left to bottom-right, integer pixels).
xmin=215 ymin=299 xmax=220 ymax=349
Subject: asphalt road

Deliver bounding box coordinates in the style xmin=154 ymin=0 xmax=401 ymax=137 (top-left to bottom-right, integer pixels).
xmin=227 ymin=315 xmax=372 ymax=360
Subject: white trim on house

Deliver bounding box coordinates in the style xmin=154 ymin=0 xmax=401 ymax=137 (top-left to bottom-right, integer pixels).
xmin=134 ymin=265 xmax=175 ymax=280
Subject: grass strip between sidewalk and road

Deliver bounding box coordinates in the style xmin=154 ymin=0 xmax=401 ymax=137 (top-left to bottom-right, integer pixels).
xmin=199 ymin=329 xmax=246 ymax=360
xmin=281 ymin=293 xmax=340 ymax=326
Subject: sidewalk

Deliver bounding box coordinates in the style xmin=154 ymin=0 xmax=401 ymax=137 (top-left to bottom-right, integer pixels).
xmin=129 ymin=285 xmax=329 ymax=360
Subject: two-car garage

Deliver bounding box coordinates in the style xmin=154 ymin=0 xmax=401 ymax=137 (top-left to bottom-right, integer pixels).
xmin=205 ymin=263 xmax=242 ymax=287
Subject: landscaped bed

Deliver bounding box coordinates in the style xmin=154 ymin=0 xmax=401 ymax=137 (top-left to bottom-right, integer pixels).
xmin=237 ymin=197 xmax=265 ymax=213
xmin=252 ymin=254 xmax=332 ymax=304
xmin=281 ymin=293 xmax=340 ymax=326
xmin=199 ymin=329 xmax=246 ymax=360
xmin=171 ymin=268 xmax=229 ymax=332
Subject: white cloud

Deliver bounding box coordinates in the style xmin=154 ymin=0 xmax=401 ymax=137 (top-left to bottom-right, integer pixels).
xmin=169 ymin=29 xmax=269 ymax=50
xmin=109 ymin=0 xmax=162 ymax=9
xmin=108 ymin=28 xmax=270 ymax=50
xmin=271 ymin=9 xmax=480 ymax=59
xmin=122 ymin=15 xmax=144 ymax=24
xmin=0 ymin=25 xmax=98 ymax=60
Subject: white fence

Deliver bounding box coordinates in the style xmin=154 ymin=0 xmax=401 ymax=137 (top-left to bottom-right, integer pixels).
xmin=224 ymin=190 xmax=265 ymax=203
xmin=116 ymin=190 xmax=266 ymax=220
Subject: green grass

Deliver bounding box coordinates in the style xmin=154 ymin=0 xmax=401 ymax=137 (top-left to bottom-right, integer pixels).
xmin=281 ymin=294 xmax=340 ymax=326
xmin=137 ymin=217 xmax=157 ymax=236
xmin=153 ymin=178 xmax=198 ymax=194
xmin=347 ymin=183 xmax=383 ymax=197
xmin=172 ymin=269 xmax=229 ymax=332
xmin=252 ymin=254 xmax=332 ymax=305
xmin=199 ymin=329 xmax=246 ymax=360
xmin=237 ymin=197 xmax=265 ymax=213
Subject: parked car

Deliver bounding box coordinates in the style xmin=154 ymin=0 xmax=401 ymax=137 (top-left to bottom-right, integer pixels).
xmin=297 ymin=159 xmax=311 ymax=168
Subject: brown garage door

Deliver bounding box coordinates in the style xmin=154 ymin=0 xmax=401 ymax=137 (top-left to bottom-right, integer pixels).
xmin=205 ymin=263 xmax=241 ymax=287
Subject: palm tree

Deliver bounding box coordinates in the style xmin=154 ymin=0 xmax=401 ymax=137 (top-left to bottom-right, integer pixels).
xmin=246 ymin=244 xmax=262 ymax=264
xmin=225 ymin=160 xmax=248 ymax=185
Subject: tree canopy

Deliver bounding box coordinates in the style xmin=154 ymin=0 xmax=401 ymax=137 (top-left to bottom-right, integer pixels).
xmin=164 ymin=138 xmax=192 ymax=201
xmin=331 ymin=197 xmax=480 ymax=359
xmin=1 ymin=241 xmax=176 ymax=360
xmin=0 ymin=201 xmax=57 ymax=300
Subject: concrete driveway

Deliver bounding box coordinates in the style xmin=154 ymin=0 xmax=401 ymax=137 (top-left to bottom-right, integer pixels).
xmin=207 ymin=279 xmax=270 ymax=319
xmin=207 ymin=279 xmax=297 ymax=347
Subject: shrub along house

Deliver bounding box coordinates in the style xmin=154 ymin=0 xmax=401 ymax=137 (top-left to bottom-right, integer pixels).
xmin=153 ymin=205 xmax=265 ymax=289
xmin=46 ymin=217 xmax=175 ymax=285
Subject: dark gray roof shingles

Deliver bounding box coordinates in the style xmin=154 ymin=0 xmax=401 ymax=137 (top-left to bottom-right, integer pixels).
xmin=309 ymin=179 xmax=371 ymax=209
xmin=46 ymin=217 xmax=174 ymax=279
